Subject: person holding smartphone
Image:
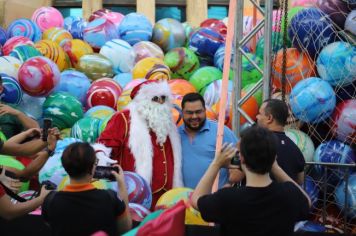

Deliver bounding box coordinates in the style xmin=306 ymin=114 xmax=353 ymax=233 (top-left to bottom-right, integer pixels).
xmin=191 ymin=126 xmax=311 ymax=236
xmin=42 ymin=142 xmax=131 ymax=236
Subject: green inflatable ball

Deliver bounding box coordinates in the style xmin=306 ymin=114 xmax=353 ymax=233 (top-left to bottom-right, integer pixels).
xmin=71 ymin=116 xmax=101 ymax=143
xmin=43 ymin=92 xmax=84 ymax=130
xmin=164 ymin=47 xmax=200 ymax=80
xmin=241 ymin=53 xmax=264 ymax=88
xmin=189 ymin=66 xmax=223 ymax=94
xmin=98 ymin=114 xmax=114 ymax=135
xmin=255 ymin=31 xmax=291 ymax=59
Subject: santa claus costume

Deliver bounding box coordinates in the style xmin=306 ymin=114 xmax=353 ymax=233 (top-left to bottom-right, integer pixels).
xmin=98 ymin=80 xmax=183 ymax=208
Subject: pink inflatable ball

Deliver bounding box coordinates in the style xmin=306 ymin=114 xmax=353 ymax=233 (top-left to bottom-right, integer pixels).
xmin=99 ymin=39 xmax=136 ymax=74
xmin=317 ymin=0 xmax=352 ymax=28
xmin=113 ymin=73 xmax=132 ymax=88
xmin=242 ymin=16 xmax=263 ymax=51
xmin=200 ymin=18 xmax=227 ymax=38
xmin=31 ymin=7 xmax=64 ymax=32
xmin=18 ymin=56 xmax=60 ymax=97
xmin=330 ymin=99 xmax=356 ymax=144
xmin=83 ymin=18 xmax=119 ymax=50
xmin=292 ymin=0 xmax=317 ymax=7
xmin=2 ymin=36 xmax=34 ymax=56
xmin=132 ymin=41 xmax=164 ymax=63
xmin=152 ymin=18 xmax=186 ymax=52
xmin=272 ymin=10 xmax=283 ymax=32
xmin=124 ymin=171 xmax=152 ymax=209
xmin=129 ymin=203 xmax=151 ymax=222
xmin=0 ymin=56 xmax=22 ymax=79
xmin=6 ymin=18 xmax=42 ymax=42
xmin=88 ymin=8 xmax=112 ymax=22
xmin=86 ymin=78 xmax=123 ymax=110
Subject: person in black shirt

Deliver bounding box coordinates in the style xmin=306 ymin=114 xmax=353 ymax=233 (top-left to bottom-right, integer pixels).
xmin=42 ymin=142 xmax=131 ymax=236
xmin=191 ymin=126 xmax=311 ymax=236
xmin=229 ymin=99 xmax=305 ymax=185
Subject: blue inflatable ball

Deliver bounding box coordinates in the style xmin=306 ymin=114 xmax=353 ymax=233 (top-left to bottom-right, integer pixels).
xmin=0 ymin=73 xmax=23 ymax=105
xmin=214 ymin=44 xmax=235 ymax=71
xmin=152 ymin=18 xmax=186 ymax=52
xmin=0 ymin=27 xmax=7 ymax=46
xmin=288 ymin=8 xmax=338 ymax=59
xmin=113 ymin=73 xmax=132 ymax=89
xmin=17 ymin=93 xmax=45 ymax=121
xmin=314 ymin=140 xmax=356 ymax=184
xmin=9 ymin=45 xmax=42 ymax=63
xmin=54 ymin=70 xmax=91 ymax=106
xmin=39 ymin=137 xmax=82 ymax=186
xmin=118 ymin=13 xmax=153 ymax=45
xmin=189 ymin=27 xmax=225 ymax=61
xmin=295 ymin=221 xmax=326 ymax=232
xmin=317 ymin=41 xmax=356 ymax=87
xmin=335 ymin=173 xmax=356 ymax=219
xmin=303 ymin=176 xmax=319 ymax=209
xmin=289 ymin=77 xmax=336 ymax=123
xmin=64 ymin=16 xmax=87 ymax=39
xmin=6 ymin=18 xmax=42 ymax=42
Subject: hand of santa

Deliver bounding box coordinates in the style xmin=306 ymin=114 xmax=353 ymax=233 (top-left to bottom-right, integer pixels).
xmin=97 ymin=155 xmax=117 ymax=166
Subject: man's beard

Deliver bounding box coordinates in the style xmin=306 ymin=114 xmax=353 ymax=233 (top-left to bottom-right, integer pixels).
xmin=136 ymin=100 xmax=173 ymax=146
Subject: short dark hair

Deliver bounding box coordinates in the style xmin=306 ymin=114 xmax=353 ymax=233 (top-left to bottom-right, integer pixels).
xmin=61 ymin=142 xmax=96 ymax=179
xmin=181 ymin=93 xmax=205 ymax=109
xmin=240 ymin=125 xmax=277 ymax=174
xmin=263 ymin=99 xmax=289 ymax=126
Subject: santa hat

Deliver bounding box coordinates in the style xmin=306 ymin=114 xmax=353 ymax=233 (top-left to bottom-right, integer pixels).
xmin=130 ymin=80 xmax=173 ymax=101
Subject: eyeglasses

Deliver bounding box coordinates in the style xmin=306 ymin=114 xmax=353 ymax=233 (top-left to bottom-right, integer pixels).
xmin=152 ymin=95 xmax=167 ymax=103
xmin=183 ymin=109 xmax=204 ymax=115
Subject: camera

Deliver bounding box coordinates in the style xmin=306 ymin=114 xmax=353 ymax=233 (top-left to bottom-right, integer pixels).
xmin=42 ymin=180 xmax=57 ymax=190
xmin=42 ymin=118 xmax=53 ymax=142
xmin=230 ymin=152 xmax=241 ymax=166
xmin=94 ymin=166 xmax=119 ymax=181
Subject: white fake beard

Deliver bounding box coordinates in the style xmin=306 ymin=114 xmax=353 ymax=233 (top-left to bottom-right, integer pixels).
xmin=136 ymin=100 xmax=173 ymax=146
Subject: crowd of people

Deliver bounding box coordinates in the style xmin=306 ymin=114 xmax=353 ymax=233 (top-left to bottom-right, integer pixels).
xmin=0 ymin=79 xmax=310 ymax=236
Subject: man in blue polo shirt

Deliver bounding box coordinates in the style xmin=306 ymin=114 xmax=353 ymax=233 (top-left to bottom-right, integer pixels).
xmin=178 ymin=93 xmax=237 ymax=188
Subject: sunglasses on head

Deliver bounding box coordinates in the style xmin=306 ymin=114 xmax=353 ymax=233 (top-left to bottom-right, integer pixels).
xmin=152 ymin=95 xmax=167 ymax=102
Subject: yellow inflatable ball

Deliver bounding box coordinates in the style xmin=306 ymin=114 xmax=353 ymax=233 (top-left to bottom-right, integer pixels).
xmin=62 ymin=39 xmax=93 ymax=68
xmin=156 ymin=187 xmax=208 ymax=226
xmin=35 ymin=39 xmax=71 ymax=71
xmin=132 ymin=57 xmax=171 ymax=81
xmin=42 ymin=27 xmax=73 ymax=47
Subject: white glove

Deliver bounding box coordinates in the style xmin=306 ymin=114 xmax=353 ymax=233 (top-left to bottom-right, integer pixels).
xmin=0 ymin=166 xmax=22 ymax=193
xmin=97 ymin=155 xmax=118 ymax=166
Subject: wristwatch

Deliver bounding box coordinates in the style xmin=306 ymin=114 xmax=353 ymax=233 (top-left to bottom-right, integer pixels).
xmin=45 ymin=147 xmax=55 ymax=157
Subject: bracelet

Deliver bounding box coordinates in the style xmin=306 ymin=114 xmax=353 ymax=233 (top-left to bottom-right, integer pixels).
xmin=45 ymin=147 xmax=55 ymax=157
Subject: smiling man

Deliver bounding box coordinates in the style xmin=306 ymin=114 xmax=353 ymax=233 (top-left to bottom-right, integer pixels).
xmin=178 ymin=93 xmax=237 ymax=189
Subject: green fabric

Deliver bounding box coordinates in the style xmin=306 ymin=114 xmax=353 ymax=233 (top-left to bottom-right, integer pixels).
xmin=123 ymin=210 xmax=164 ymax=236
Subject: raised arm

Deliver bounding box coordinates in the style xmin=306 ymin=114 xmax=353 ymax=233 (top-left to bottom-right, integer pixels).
xmin=0 ymin=104 xmax=39 ymax=130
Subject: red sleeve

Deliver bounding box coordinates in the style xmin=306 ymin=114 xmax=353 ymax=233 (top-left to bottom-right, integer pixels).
xmin=0 ymin=185 xmax=5 ymax=198
xmin=97 ymin=112 xmax=128 ymax=161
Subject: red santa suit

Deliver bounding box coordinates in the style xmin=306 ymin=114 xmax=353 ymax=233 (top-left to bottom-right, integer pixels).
xmin=97 ymin=80 xmax=183 ymax=207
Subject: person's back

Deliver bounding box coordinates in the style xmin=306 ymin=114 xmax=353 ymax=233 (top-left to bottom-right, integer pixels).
xmin=43 ymin=188 xmax=124 ymax=236
xmin=199 ymin=182 xmax=309 ymax=236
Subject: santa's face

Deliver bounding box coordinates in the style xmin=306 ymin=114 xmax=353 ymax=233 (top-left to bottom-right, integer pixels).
xmin=182 ymin=100 xmax=206 ymax=131
xmin=136 ymin=95 xmax=173 ymax=145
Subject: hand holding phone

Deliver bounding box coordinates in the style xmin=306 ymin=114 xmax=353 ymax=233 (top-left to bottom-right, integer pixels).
xmin=94 ymin=166 xmax=119 ymax=181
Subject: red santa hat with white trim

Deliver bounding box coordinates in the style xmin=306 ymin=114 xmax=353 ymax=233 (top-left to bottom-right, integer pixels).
xmin=130 ymin=80 xmax=173 ymax=102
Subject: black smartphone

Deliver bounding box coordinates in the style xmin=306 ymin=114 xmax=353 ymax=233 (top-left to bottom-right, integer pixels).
xmin=94 ymin=166 xmax=119 ymax=181
xmin=42 ymin=118 xmax=53 ymax=141
xmin=5 ymin=170 xmax=29 ymax=182
xmin=230 ymin=152 xmax=241 ymax=166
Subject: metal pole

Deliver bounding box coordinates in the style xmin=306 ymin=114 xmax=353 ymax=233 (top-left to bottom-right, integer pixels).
xmin=262 ymin=0 xmax=273 ymax=100
xmin=232 ymin=0 xmax=244 ymax=134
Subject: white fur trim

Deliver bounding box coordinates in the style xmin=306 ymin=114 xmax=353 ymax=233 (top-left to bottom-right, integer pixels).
xmin=127 ymin=99 xmax=183 ymax=187
xmin=91 ymin=143 xmax=117 ymax=166
xmin=133 ymin=80 xmax=173 ymax=103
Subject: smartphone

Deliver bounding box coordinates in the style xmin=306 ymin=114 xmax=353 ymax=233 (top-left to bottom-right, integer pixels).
xmin=94 ymin=166 xmax=119 ymax=181
xmin=230 ymin=152 xmax=241 ymax=166
xmin=42 ymin=118 xmax=53 ymax=141
xmin=5 ymin=170 xmax=29 ymax=182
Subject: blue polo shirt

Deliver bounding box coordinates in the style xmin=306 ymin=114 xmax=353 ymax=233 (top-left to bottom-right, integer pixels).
xmin=178 ymin=119 xmax=238 ymax=189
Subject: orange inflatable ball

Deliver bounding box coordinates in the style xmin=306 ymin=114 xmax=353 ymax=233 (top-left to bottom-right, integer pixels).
xmin=206 ymin=106 xmax=217 ymax=121
xmin=132 ymin=57 xmax=171 ymax=81
xmin=272 ymin=48 xmax=315 ymax=94
xmin=168 ymin=79 xmax=196 ymax=100
xmin=172 ymin=104 xmax=183 ymax=126
xmin=212 ymin=91 xmax=258 ymax=128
